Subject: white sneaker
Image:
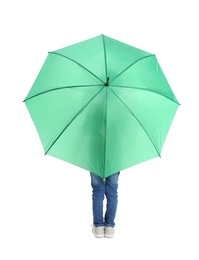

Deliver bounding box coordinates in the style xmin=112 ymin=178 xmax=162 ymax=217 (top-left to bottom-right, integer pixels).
xmin=92 ymin=226 xmax=104 ymax=238
xmin=104 ymin=226 xmax=115 ymax=238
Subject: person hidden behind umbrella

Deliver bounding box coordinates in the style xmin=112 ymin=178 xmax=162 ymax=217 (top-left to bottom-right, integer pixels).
xmin=90 ymin=171 xmax=120 ymax=238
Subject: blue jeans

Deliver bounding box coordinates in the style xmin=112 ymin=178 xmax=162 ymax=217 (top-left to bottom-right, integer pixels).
xmin=90 ymin=172 xmax=120 ymax=227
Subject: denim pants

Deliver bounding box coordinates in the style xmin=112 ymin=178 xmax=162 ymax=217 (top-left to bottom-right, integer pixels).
xmin=90 ymin=172 xmax=120 ymax=227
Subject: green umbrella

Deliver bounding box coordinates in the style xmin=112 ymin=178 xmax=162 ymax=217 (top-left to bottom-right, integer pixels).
xmin=24 ymin=34 xmax=179 ymax=178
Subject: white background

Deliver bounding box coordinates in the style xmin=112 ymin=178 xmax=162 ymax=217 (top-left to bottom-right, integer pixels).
xmin=1 ymin=0 xmax=199 ymax=259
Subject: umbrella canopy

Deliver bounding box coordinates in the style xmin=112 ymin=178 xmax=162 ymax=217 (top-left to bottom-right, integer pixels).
xmin=24 ymin=34 xmax=180 ymax=178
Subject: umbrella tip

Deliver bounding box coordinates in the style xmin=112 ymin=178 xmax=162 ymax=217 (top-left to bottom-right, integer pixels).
xmin=104 ymin=77 xmax=110 ymax=86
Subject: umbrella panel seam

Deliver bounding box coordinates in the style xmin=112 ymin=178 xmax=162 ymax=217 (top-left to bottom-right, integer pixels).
xmin=110 ymin=85 xmax=180 ymax=105
xmin=44 ymin=87 xmax=104 ymax=155
xmin=49 ymin=51 xmax=104 ymax=84
xmin=102 ymin=34 xmax=108 ymax=79
xmin=110 ymin=54 xmax=155 ymax=84
xmin=23 ymin=85 xmax=103 ymax=102
xmin=109 ymin=87 xmax=161 ymax=156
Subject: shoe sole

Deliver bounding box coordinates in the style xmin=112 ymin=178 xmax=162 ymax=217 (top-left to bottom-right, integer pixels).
xmin=94 ymin=234 xmax=104 ymax=238
xmin=104 ymin=234 xmax=114 ymax=238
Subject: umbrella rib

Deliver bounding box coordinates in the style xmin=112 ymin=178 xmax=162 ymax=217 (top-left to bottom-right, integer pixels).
xmin=49 ymin=51 xmax=104 ymax=84
xmin=110 ymin=85 xmax=180 ymax=105
xmin=44 ymin=87 xmax=104 ymax=155
xmin=103 ymin=87 xmax=108 ymax=178
xmin=23 ymin=84 xmax=102 ymax=102
xmin=109 ymin=87 xmax=161 ymax=156
xmin=110 ymin=54 xmax=155 ymax=83
xmin=102 ymin=34 xmax=108 ymax=79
